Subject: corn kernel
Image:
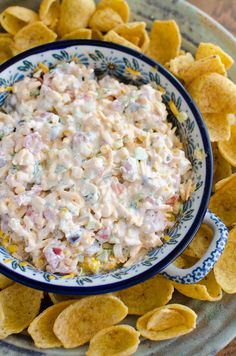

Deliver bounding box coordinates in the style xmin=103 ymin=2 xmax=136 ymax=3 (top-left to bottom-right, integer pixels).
xmin=8 ymin=245 xmax=18 ymax=253
xmin=2 ymin=237 xmax=10 ymax=246
xmin=0 ymin=230 xmax=4 ymax=238
xmin=38 ymin=62 xmax=49 ymax=73
xmin=60 ymin=207 xmax=68 ymax=213
xmin=0 ymin=86 xmax=13 ymax=93
xmin=63 ymin=130 xmax=72 ymax=136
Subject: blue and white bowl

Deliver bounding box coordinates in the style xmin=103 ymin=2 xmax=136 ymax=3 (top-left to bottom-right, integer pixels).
xmin=0 ymin=40 xmax=228 ymax=294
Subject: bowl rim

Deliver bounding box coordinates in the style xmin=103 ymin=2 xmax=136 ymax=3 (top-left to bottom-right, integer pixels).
xmin=0 ymin=40 xmax=213 ymax=294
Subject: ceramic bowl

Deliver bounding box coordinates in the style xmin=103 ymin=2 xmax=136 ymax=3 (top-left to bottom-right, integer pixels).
xmin=0 ymin=40 xmax=228 ymax=294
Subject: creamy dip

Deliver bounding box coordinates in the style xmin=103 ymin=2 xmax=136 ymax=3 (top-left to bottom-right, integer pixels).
xmin=0 ymin=61 xmax=192 ymax=274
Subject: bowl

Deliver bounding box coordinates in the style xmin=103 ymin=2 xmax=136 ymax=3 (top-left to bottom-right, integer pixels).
xmin=0 ymin=40 xmax=228 ymax=295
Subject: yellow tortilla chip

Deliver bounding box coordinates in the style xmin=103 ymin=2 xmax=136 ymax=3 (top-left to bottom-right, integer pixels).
xmin=137 ymin=304 xmax=197 ymax=340
xmin=173 ymin=270 xmax=222 ymax=301
xmin=196 ymin=42 xmax=234 ymax=70
xmin=187 ymin=73 xmax=236 ymax=113
xmin=0 ymin=274 xmax=13 ymax=290
xmin=104 ymin=30 xmax=141 ymax=51
xmin=0 ymin=6 xmax=38 ymax=35
xmin=184 ymin=224 xmax=213 ymax=259
xmin=28 ymin=300 xmax=76 ymax=348
xmin=53 ymin=295 xmax=128 ymax=348
xmin=97 ymin=0 xmax=130 ymax=23
xmin=209 ymin=173 xmax=236 ymax=227
xmin=14 ymin=21 xmax=57 ymax=52
xmin=202 ymin=113 xmax=231 ymax=142
xmin=0 ymin=283 xmax=43 ymax=339
xmin=62 ymin=28 xmax=92 ymax=40
xmin=0 ymin=37 xmax=14 ymax=64
xmin=87 ymin=325 xmax=140 ymax=356
xmin=167 ymin=52 xmax=194 ymax=79
xmin=212 ymin=142 xmax=232 ymax=188
xmin=117 ymin=275 xmax=174 ymax=315
xmin=89 ymin=8 xmax=123 ymax=32
xmin=58 ymin=0 xmax=96 ymax=37
xmin=218 ymin=124 xmax=236 ymax=167
xmin=179 ymin=55 xmax=226 ymax=85
xmin=146 ymin=20 xmax=181 ymax=65
xmin=215 ymin=173 xmax=236 ymax=191
xmin=214 ymin=226 xmax=236 ymax=294
xmin=146 ymin=308 xmax=185 ymax=331
xmin=48 ymin=293 xmax=83 ymax=304
xmin=39 ymin=0 xmax=60 ymax=29
xmin=91 ymin=29 xmax=103 ymax=40
xmin=113 ymin=22 xmax=145 ymax=45
xmin=140 ymin=28 xmax=150 ymax=52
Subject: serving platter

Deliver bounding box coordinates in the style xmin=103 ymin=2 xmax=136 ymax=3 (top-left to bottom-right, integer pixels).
xmin=0 ymin=0 xmax=236 ymax=355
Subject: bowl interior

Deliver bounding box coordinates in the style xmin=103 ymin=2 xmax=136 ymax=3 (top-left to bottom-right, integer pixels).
xmin=0 ymin=41 xmax=212 ymax=293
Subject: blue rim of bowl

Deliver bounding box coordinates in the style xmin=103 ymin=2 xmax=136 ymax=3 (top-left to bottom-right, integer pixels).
xmin=0 ymin=40 xmax=213 ymax=294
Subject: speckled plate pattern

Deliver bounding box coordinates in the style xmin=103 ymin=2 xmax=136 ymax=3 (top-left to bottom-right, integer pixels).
xmin=0 ymin=0 xmax=236 ymax=355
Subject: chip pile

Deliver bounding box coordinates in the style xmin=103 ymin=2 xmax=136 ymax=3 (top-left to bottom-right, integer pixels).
xmin=0 ymin=0 xmax=235 ymax=353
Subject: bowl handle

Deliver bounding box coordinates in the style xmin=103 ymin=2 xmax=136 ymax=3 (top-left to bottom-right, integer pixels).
xmin=160 ymin=210 xmax=228 ymax=284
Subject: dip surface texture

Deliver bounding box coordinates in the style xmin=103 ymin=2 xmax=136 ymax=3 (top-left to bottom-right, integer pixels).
xmin=0 ymin=62 xmax=192 ymax=274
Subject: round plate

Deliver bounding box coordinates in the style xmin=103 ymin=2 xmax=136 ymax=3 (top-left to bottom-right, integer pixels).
xmin=0 ymin=0 xmax=236 ymax=355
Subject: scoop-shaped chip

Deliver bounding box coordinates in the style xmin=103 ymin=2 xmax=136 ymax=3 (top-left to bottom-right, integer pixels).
xmin=117 ymin=275 xmax=174 ymax=315
xmin=214 ymin=226 xmax=236 ymax=294
xmin=196 ymin=42 xmax=234 ymax=70
xmin=14 ymin=21 xmax=57 ymax=52
xmin=173 ymin=270 xmax=222 ymax=301
xmin=58 ymin=0 xmax=96 ymax=36
xmin=179 ymin=55 xmax=226 ymax=85
xmin=0 ymin=37 xmax=14 ymax=64
xmin=188 ymin=73 xmax=236 ymax=113
xmin=0 ymin=274 xmax=13 ymax=289
xmin=137 ymin=304 xmax=197 ymax=340
xmin=203 ymin=113 xmax=231 ymax=142
xmin=215 ymin=173 xmax=236 ymax=191
xmin=140 ymin=28 xmax=150 ymax=52
xmin=97 ymin=0 xmax=130 ymax=22
xmin=89 ymin=7 xmax=123 ymax=32
xmin=28 ymin=300 xmax=76 ymax=348
xmin=0 ymin=283 xmax=43 ymax=339
xmin=184 ymin=224 xmax=213 ymax=259
xmin=53 ymin=295 xmax=128 ymax=348
xmin=167 ymin=52 xmax=194 ymax=79
xmin=209 ymin=173 xmax=236 ymax=227
xmin=212 ymin=142 xmax=232 ymax=188
xmin=113 ymin=22 xmax=145 ymax=45
xmin=49 ymin=293 xmax=83 ymax=304
xmin=0 ymin=6 xmax=38 ymax=35
xmin=104 ymin=30 xmax=141 ymax=51
xmin=87 ymin=325 xmax=140 ymax=356
xmin=218 ymin=124 xmax=236 ymax=167
xmin=147 ymin=308 xmax=185 ymax=331
xmin=62 ymin=28 xmax=92 ymax=40
xmin=39 ymin=0 xmax=60 ymax=29
xmin=146 ymin=20 xmax=181 ymax=65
